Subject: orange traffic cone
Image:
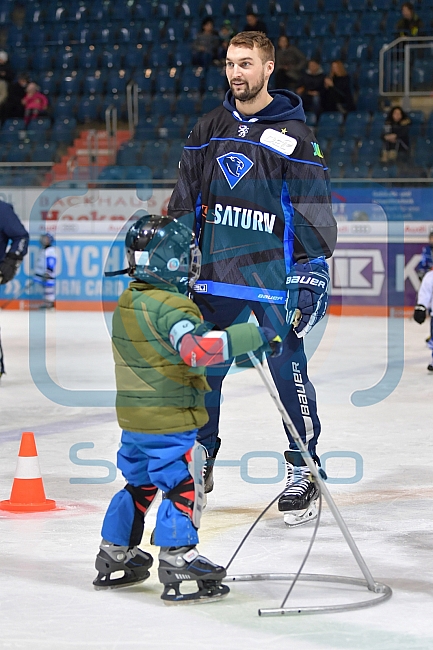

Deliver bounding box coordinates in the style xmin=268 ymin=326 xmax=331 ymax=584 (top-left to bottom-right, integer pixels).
xmin=0 ymin=432 xmax=56 ymax=512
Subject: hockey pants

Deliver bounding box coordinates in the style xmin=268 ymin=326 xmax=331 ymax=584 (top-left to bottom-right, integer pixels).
xmin=101 ymin=429 xmax=199 ymax=548
xmin=196 ymin=295 xmax=321 ymax=460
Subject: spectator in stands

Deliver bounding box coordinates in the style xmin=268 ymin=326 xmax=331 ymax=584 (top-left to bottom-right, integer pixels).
xmin=243 ymin=12 xmax=267 ymax=35
xmin=296 ymin=58 xmax=325 ymax=116
xmin=0 ymin=51 xmax=13 ymax=84
xmin=396 ymin=2 xmax=422 ymax=36
xmin=22 ymin=82 xmax=48 ymax=126
xmin=274 ymin=35 xmax=306 ymax=92
xmin=322 ymin=60 xmax=356 ymax=114
xmin=216 ymin=20 xmax=234 ymax=65
xmin=380 ymin=106 xmax=411 ymax=163
xmin=2 ymin=73 xmax=28 ymax=122
xmin=192 ymin=18 xmax=220 ymax=67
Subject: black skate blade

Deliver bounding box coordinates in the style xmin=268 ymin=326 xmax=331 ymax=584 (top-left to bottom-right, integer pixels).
xmin=161 ymin=582 xmax=230 ymax=605
xmin=93 ymin=569 xmax=150 ymax=590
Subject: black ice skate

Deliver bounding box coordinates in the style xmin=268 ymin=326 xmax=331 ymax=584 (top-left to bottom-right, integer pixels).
xmin=428 ymin=364 xmax=433 ymax=372
xmin=158 ymin=546 xmax=229 ymax=604
xmin=278 ymin=450 xmax=320 ymax=527
xmin=93 ymin=539 xmax=153 ymax=589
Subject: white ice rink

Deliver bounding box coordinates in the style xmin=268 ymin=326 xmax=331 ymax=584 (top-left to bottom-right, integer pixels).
xmin=0 ymin=309 xmax=432 ymax=650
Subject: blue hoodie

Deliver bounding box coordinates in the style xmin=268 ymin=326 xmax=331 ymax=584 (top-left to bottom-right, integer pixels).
xmin=223 ymin=89 xmax=306 ymax=124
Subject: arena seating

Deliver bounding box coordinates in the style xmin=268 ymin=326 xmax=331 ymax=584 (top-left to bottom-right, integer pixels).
xmin=0 ymin=0 xmax=432 ymax=181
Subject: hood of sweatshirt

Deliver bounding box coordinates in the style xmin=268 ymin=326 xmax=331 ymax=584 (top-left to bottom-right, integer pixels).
xmin=223 ymin=88 xmax=305 ymax=123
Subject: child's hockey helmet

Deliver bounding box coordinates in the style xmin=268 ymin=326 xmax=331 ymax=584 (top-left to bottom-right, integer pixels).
xmin=40 ymin=233 xmax=54 ymax=248
xmin=125 ymin=214 xmax=201 ymax=293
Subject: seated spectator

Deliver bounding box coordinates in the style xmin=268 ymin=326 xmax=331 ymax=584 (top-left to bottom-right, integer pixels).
xmin=243 ymin=12 xmax=267 ymax=35
xmin=380 ymin=106 xmax=411 ymax=163
xmin=192 ymin=18 xmax=220 ymax=67
xmin=396 ymin=2 xmax=422 ymax=36
xmin=0 ymin=51 xmax=13 ymax=84
xmin=322 ymin=60 xmax=356 ymax=114
xmin=275 ymin=35 xmax=306 ymax=92
xmin=3 ymin=73 xmax=28 ymax=121
xmin=216 ymin=20 xmax=234 ymax=65
xmin=22 ymin=82 xmax=48 ymax=126
xmin=296 ymin=59 xmax=325 ymax=116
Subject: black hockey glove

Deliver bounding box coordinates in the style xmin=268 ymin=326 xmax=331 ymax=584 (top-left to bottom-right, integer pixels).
xmin=0 ymin=252 xmax=23 ymax=285
xmin=258 ymin=327 xmax=283 ymax=358
xmin=413 ymin=304 xmax=427 ymax=324
xmin=285 ymin=259 xmax=330 ymax=338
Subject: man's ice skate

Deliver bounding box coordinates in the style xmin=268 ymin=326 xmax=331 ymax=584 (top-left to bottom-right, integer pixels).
xmin=93 ymin=539 xmax=153 ymax=589
xmin=278 ymin=450 xmax=320 ymax=527
xmin=158 ymin=546 xmax=229 ymax=604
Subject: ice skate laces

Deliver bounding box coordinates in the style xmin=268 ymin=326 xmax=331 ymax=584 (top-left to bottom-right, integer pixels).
xmin=283 ymin=464 xmax=313 ymax=497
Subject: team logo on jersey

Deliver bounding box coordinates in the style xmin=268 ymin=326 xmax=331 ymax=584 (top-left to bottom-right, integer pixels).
xmin=238 ymin=125 xmax=249 ymax=138
xmin=216 ymin=152 xmax=254 ymax=189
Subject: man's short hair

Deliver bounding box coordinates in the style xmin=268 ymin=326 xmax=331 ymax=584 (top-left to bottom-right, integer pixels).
xmin=229 ymin=31 xmax=275 ymax=63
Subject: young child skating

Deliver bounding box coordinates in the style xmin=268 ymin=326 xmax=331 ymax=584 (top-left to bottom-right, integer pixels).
xmin=33 ymin=233 xmax=56 ymax=309
xmin=414 ymin=268 xmax=433 ymax=372
xmin=93 ymin=215 xmax=282 ymax=603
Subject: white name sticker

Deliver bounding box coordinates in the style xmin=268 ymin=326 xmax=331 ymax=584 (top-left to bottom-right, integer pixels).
xmin=260 ymin=129 xmax=297 ymax=156
xmin=134 ymin=251 xmax=149 ymax=265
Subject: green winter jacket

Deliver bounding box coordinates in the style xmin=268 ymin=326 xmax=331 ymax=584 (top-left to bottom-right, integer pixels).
xmin=112 ymin=281 xmax=265 ymax=435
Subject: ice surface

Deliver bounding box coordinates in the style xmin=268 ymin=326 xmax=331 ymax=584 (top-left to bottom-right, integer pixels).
xmin=0 ymin=310 xmax=432 ymax=650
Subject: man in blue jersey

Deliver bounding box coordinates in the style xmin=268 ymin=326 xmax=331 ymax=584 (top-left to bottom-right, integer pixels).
xmin=0 ymin=200 xmax=29 ymax=378
xmin=168 ymin=32 xmax=337 ymax=526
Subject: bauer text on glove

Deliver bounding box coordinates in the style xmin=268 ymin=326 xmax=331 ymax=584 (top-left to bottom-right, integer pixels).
xmin=285 ymin=259 xmax=330 ymax=338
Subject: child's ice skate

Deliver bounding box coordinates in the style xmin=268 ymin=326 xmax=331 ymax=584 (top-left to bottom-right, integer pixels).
xmin=158 ymin=546 xmax=229 ymax=604
xmin=93 ymin=539 xmax=153 ymax=589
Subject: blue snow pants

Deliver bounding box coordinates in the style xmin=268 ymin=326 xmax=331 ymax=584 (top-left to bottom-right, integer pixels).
xmin=101 ymin=429 xmax=199 ymax=548
xmin=196 ymin=295 xmax=321 ymax=460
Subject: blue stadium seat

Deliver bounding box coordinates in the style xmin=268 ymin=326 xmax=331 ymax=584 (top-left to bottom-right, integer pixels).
xmin=201 ymin=93 xmax=222 ymax=114
xmin=309 ymin=15 xmax=333 ymax=38
xmin=164 ymin=21 xmax=188 ymax=44
xmin=286 ymin=15 xmax=308 ymax=39
xmin=117 ymin=141 xmax=142 ymax=166
xmin=1 ymin=119 xmax=26 ymax=144
xmin=371 ymin=163 xmax=397 ymax=178
xmin=334 ymin=13 xmax=359 ymax=37
xmin=106 ymin=71 xmax=128 ymax=95
xmin=55 ymin=47 xmax=77 ymax=71
xmin=297 ymin=38 xmax=320 ymax=61
xmin=93 ymin=26 xmax=116 ymax=45
xmin=83 ymin=72 xmax=106 ymax=95
xmin=124 ymin=45 xmax=146 ymax=70
xmin=31 ymin=49 xmax=53 ymax=72
xmin=60 ymin=73 xmax=82 ymax=95
xmin=204 ymin=67 xmax=227 ymax=93
xmin=77 ymin=95 xmax=101 ymax=123
xmin=346 ymin=37 xmax=369 ymax=63
xmin=407 ymin=110 xmax=425 ymax=137
xmin=168 ymin=138 xmax=186 ymax=162
xmin=342 ymin=163 xmax=371 ymax=178
xmin=426 ymin=112 xmax=433 ymax=138
xmin=78 ymin=45 xmax=98 ymax=70
xmin=179 ymin=68 xmax=203 ymax=94
xmin=5 ymin=143 xmax=32 ymax=163
xmin=138 ymin=23 xmax=160 ymax=44
xmin=44 ymin=5 xmax=68 ymax=23
xmin=323 ymin=0 xmax=346 ymax=11
xmin=100 ymin=95 xmax=126 ymax=121
xmin=368 ymin=112 xmax=388 ymax=138
xmin=28 ymin=24 xmax=49 ymax=46
xmin=359 ymin=12 xmax=383 ymax=36
xmin=73 ymin=26 xmax=93 ymax=45
xmin=176 ymin=94 xmax=201 ymax=115
xmin=51 ymin=118 xmax=77 ymax=144
xmin=413 ymin=138 xmax=433 ymax=167
xmin=134 ymin=70 xmax=155 ymax=95
xmin=140 ymin=140 xmax=170 ymax=167
xmin=158 ymin=116 xmax=184 ymax=138
xmin=316 ymin=112 xmax=343 ymax=139
xmin=136 ymin=94 xmax=153 ymax=120
xmin=384 ymin=11 xmax=400 ymax=36
xmin=31 ymin=142 xmax=57 ymax=162
xmin=321 ymin=38 xmax=344 ymax=63
xmin=305 ymin=112 xmax=316 ymax=127
xmin=342 ymin=112 xmax=371 ymax=139
xmin=356 ymin=88 xmax=379 ymax=113
xmin=88 ymin=0 xmax=110 ymax=21
xmin=411 ymin=61 xmax=433 ymax=91
xmin=10 ymin=48 xmax=30 ymax=71
xmin=358 ymin=63 xmax=379 ymax=89
xmin=298 ymin=0 xmax=318 ymax=13
xmin=53 ymin=97 xmax=76 ymax=120
xmin=357 ymin=139 xmax=382 ymax=166
xmin=39 ymin=72 xmax=59 ymax=96
xmin=173 ymin=43 xmax=193 ymax=67
xmin=155 ymin=68 xmax=180 ymax=94
xmin=100 ymin=49 xmax=122 ymax=69
xmin=273 ymin=0 xmax=296 ymax=16
xmin=135 ymin=115 xmax=159 ymax=138
xmin=98 ymin=166 xmax=125 ymax=182
xmin=134 ymin=2 xmax=153 ymax=20
xmin=150 ymin=94 xmax=175 ymax=116
xmin=148 ymin=44 xmax=172 ymax=68
xmin=7 ymin=25 xmax=26 ymax=47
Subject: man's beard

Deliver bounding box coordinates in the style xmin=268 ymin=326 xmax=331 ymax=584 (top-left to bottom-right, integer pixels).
xmin=230 ymin=70 xmax=265 ymax=103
